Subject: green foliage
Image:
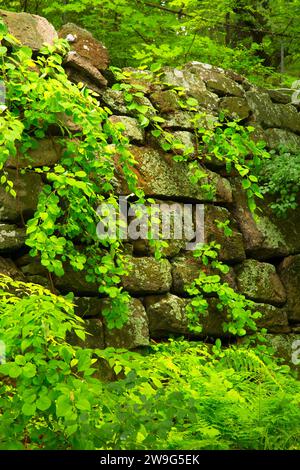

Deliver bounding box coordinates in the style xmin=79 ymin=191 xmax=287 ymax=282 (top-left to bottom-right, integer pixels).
xmin=111 ymin=67 xmax=270 ymax=213
xmin=194 ymin=117 xmax=269 ymax=214
xmin=259 ymin=147 xmax=300 ymax=216
xmin=0 ymin=24 xmax=145 ymax=328
xmin=0 ymin=275 xmax=102 ymax=449
xmin=0 ymin=277 xmax=299 ymax=450
xmin=3 ymin=0 xmax=300 ymax=80
xmin=185 ymin=242 xmax=262 ymax=336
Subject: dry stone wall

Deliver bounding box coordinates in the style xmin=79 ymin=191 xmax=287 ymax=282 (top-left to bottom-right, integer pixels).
xmin=1 ymin=10 xmax=300 ymax=362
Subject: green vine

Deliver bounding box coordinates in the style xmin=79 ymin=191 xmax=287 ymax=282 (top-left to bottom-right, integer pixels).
xmin=0 ymin=23 xmax=146 ymax=329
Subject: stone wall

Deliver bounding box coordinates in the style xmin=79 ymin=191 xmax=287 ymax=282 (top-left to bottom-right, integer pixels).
xmin=1 ymin=10 xmax=300 ymax=360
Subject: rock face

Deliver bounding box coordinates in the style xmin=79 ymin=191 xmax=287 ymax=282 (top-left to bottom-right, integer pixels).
xmin=246 ymin=91 xmax=300 ymax=133
xmin=0 ymin=10 xmax=57 ymax=50
xmin=59 ymin=23 xmax=109 ymax=71
xmin=117 ymin=146 xmax=232 ymax=203
xmin=231 ymin=178 xmax=300 ymax=259
xmin=278 ymin=255 xmax=300 ymax=322
xmin=204 ymin=205 xmax=245 ymax=263
xmin=122 ymin=256 xmax=172 ymax=295
xmin=235 ymin=260 xmax=286 ymax=306
xmin=108 ymin=116 xmax=144 ymax=143
xmin=1 ymin=11 xmax=300 ymax=353
xmin=0 ymin=171 xmax=43 ymax=223
xmin=64 ymin=52 xmax=107 ymax=87
xmin=219 ymin=97 xmax=250 ymax=120
xmin=7 ymin=139 xmax=63 ymax=168
xmin=103 ymin=298 xmax=149 ymax=349
xmin=0 ymin=257 xmax=24 ymax=281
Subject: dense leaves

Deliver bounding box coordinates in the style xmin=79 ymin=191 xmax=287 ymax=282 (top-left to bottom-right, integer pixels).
xmin=0 ymin=275 xmax=300 ymax=450
xmin=2 ymin=1 xmax=300 ymax=81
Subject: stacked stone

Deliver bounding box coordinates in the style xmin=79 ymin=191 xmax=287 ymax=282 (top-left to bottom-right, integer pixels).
xmin=1 ymin=11 xmax=300 ymax=363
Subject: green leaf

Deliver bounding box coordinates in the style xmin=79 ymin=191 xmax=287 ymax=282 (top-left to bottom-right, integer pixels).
xmin=36 ymin=396 xmax=52 ymax=411
xmin=22 ymin=363 xmax=37 ymax=378
xmin=22 ymin=402 xmax=37 ymax=416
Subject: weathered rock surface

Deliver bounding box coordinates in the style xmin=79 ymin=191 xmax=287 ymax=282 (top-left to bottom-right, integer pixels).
xmin=265 ymin=334 xmax=300 ymax=373
xmin=74 ymin=296 xmax=105 ymax=318
xmin=65 ymin=67 xmax=104 ymax=95
xmin=254 ymin=303 xmax=290 ymax=333
xmin=231 ymin=178 xmax=300 ymax=259
xmin=0 ymin=9 xmax=57 ymax=50
xmin=7 ymin=138 xmax=63 ymax=168
xmin=64 ymin=52 xmax=107 ymax=87
xmin=145 ymin=293 xmax=189 ymax=335
xmin=264 ymin=128 xmax=300 ymax=152
xmin=68 ymin=318 xmax=105 ymax=349
xmin=104 ymin=298 xmax=149 ymax=348
xmin=117 ymin=147 xmax=232 ymax=203
xmin=54 ymin=266 xmax=99 ymax=295
xmin=204 ymin=205 xmax=246 ymax=263
xmin=183 ymin=62 xmax=244 ymax=97
xmin=122 ymin=256 xmax=172 ymax=295
xmin=109 ymin=115 xmax=144 ymax=143
xmin=150 ymin=90 xmax=181 ymax=114
xmin=171 ymin=254 xmax=236 ymax=296
xmin=59 ymin=23 xmax=109 ymax=70
xmin=235 ymin=259 xmax=286 ymax=306
xmin=0 ymin=170 xmax=43 ymax=223
xmin=0 ymin=256 xmax=24 ymax=280
xmin=100 ymin=89 xmax=155 ymax=117
xmin=246 ymin=91 xmax=300 ymax=133
xmin=219 ymin=97 xmax=250 ymax=120
xmin=278 ymin=255 xmax=300 ymax=322
xmin=144 ymin=294 xmax=229 ymax=338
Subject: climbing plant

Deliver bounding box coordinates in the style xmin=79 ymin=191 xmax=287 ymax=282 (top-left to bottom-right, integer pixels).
xmin=0 ymin=22 xmax=144 ymax=328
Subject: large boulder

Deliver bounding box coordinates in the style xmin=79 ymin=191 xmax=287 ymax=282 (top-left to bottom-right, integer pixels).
xmin=0 ymin=9 xmax=57 ymax=51
xmin=144 ymin=294 xmax=228 ymax=338
xmin=6 ymin=138 xmax=63 ymax=168
xmin=100 ymin=89 xmax=155 ymax=118
xmin=74 ymin=297 xmax=105 ymax=318
xmin=122 ymin=256 xmax=172 ymax=295
xmin=0 ymin=256 xmax=24 ymax=281
xmin=171 ymin=254 xmax=236 ymax=296
xmin=116 ymin=146 xmax=232 ymax=203
xmin=264 ymin=128 xmax=300 ymax=152
xmin=183 ymin=62 xmax=245 ymax=97
xmin=235 ymin=259 xmax=286 ymax=306
xmin=64 ymin=51 xmax=107 ymax=88
xmin=219 ymin=97 xmax=250 ymax=120
xmin=54 ymin=266 xmax=99 ymax=295
xmin=108 ymin=115 xmax=144 ymax=143
xmin=278 ymin=255 xmax=300 ymax=322
xmin=59 ymin=23 xmax=109 ymax=71
xmin=230 ymin=178 xmax=300 ymax=259
xmin=161 ymin=67 xmax=219 ymax=111
xmin=145 ymin=293 xmax=189 ymax=335
xmin=204 ymin=205 xmax=246 ymax=263
xmin=0 ymin=170 xmax=43 ymax=223
xmin=64 ymin=67 xmax=104 ymax=95
xmin=254 ymin=303 xmax=290 ymax=333
xmin=246 ymin=91 xmax=300 ymax=133
xmin=68 ymin=318 xmax=105 ymax=349
xmin=130 ymin=199 xmax=196 ymax=258
xmin=103 ymin=298 xmax=149 ymax=349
